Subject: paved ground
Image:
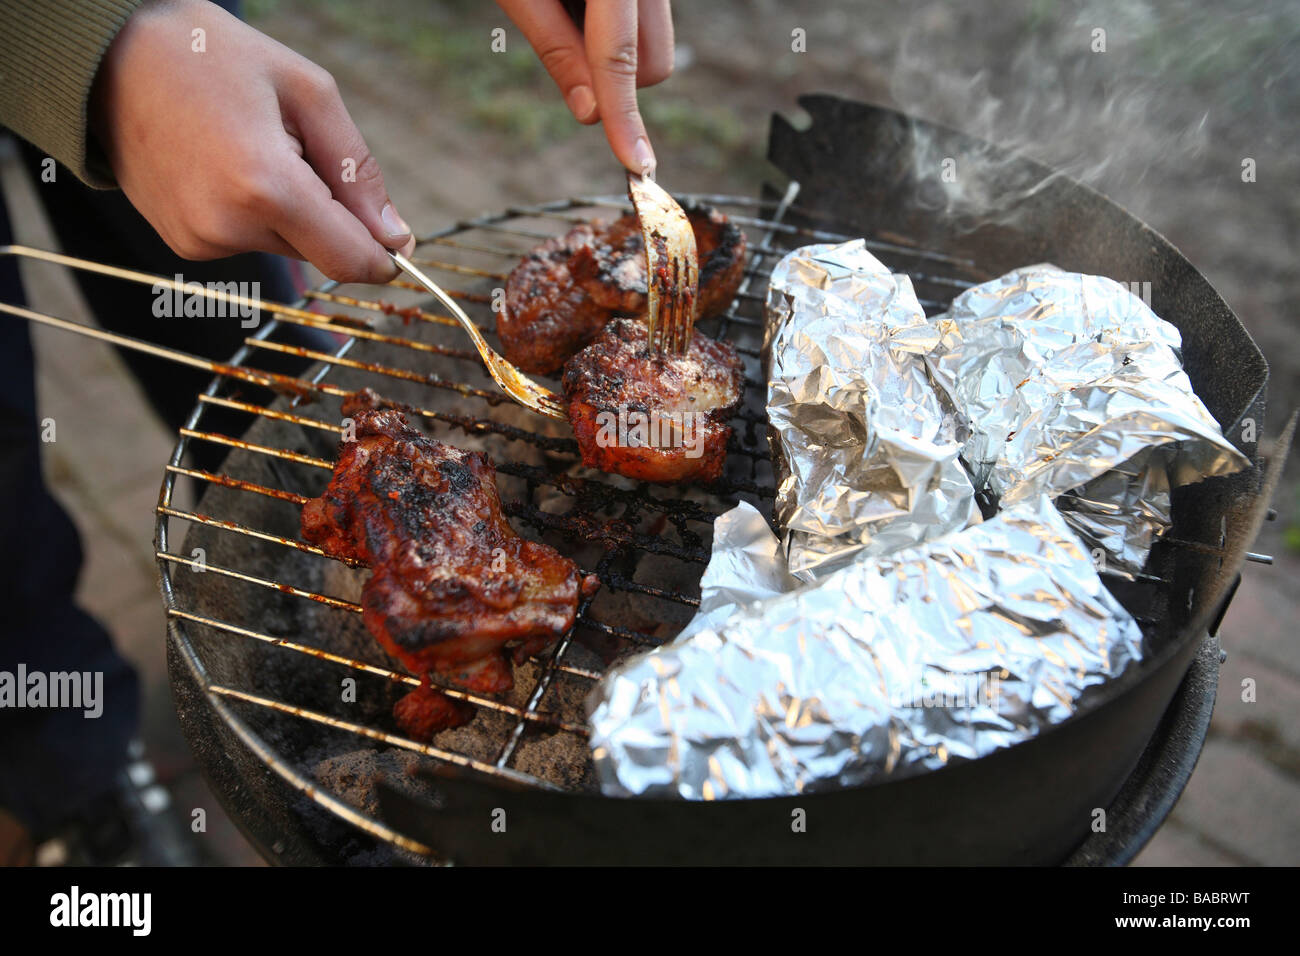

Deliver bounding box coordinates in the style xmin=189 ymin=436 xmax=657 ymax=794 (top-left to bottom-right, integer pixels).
xmin=2 ymin=0 xmax=1295 ymax=866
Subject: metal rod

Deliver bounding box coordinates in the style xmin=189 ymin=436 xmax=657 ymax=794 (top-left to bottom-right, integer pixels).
xmin=405 ymin=257 xmax=507 ymax=282
xmin=300 ymin=288 xmax=464 ymax=330
xmin=169 ymin=609 xmax=588 ymax=734
xmin=541 ymin=199 xmax=978 ymax=267
xmin=205 ymin=685 xmax=567 ymax=786
xmin=179 ymin=427 xmax=333 ymax=469
xmin=1163 ymin=536 xmax=1276 ymax=564
xmin=244 ymin=337 xmax=502 ymax=403
xmin=157 ymin=506 xmax=336 ymax=561
xmin=718 ymin=180 xmax=801 ymax=346
xmin=494 ymin=558 xmax=609 ymax=768
xmin=159 ymin=551 xmax=360 ymax=610
xmin=1 ymin=300 xmax=584 ymax=455
xmin=0 ymin=300 xmax=342 ymax=400
xmin=0 ymin=243 xmax=395 ymax=330
xmin=166 ymin=464 xmax=310 ymax=505
xmin=197 ymin=393 xmax=343 ymax=433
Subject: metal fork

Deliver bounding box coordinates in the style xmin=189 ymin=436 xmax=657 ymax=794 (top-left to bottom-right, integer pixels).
xmin=626 ymin=171 xmax=699 ymax=354
xmin=388 ymin=251 xmax=567 ymax=420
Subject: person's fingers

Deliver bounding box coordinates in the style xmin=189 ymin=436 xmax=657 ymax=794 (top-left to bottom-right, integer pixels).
xmin=497 ymin=0 xmax=599 ymax=123
xmin=635 ymin=0 xmax=674 ymax=88
xmin=244 ymin=229 xmax=308 ymax=263
xmin=277 ymin=61 xmax=414 ymax=253
xmin=584 ymin=0 xmax=654 ymax=175
xmin=157 ymin=198 xmax=311 ymax=266
xmin=265 ymin=152 xmax=401 ymax=285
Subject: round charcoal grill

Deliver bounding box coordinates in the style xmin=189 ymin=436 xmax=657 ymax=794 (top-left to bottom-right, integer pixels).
xmin=4 ymin=97 xmax=1282 ymax=865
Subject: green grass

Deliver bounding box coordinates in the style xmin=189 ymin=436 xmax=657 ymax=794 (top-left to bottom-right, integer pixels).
xmin=249 ymin=0 xmax=764 ymax=168
xmin=260 ymin=0 xmax=578 ymax=147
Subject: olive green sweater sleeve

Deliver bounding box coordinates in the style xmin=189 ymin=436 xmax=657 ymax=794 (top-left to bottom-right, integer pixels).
xmin=0 ymin=0 xmax=147 ymax=187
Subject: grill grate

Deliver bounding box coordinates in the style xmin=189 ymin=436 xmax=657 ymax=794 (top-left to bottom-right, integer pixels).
xmin=2 ymin=188 xmax=1258 ymax=859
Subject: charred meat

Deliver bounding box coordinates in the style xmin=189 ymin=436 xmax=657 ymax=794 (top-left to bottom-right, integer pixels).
xmin=561 ymin=318 xmax=745 ymax=484
xmin=301 ymin=390 xmax=600 ymax=736
xmin=499 ymin=203 xmax=746 ymax=374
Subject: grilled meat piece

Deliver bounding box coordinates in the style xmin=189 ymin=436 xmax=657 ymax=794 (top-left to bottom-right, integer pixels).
xmin=495 ymin=223 xmax=614 ymax=378
xmin=499 ymin=203 xmax=746 ymax=375
xmin=561 ymin=318 xmax=745 ymax=484
xmin=301 ymin=390 xmax=600 ymax=735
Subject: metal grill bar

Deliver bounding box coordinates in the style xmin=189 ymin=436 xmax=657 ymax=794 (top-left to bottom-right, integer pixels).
xmin=300 ymin=288 xmax=467 ymax=330
xmin=177 ymin=403 xmax=758 ymax=557
xmin=197 ymin=393 xmax=343 ymax=433
xmin=206 ymin=684 xmax=564 ymax=788
xmin=164 ymin=567 xmax=593 ymax=734
xmin=244 ymin=337 xmax=501 ymax=400
xmin=174 ymin=409 xmax=720 ymax=606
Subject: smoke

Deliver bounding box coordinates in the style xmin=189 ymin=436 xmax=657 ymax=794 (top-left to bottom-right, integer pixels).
xmin=883 ymin=0 xmax=1298 ymax=229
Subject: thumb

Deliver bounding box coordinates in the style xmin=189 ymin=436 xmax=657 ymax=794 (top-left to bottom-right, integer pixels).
xmin=584 ymin=1 xmax=655 ymax=175
xmin=280 ymin=65 xmax=415 ymax=257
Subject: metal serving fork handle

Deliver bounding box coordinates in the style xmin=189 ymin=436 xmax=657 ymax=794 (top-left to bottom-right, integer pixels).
xmin=388 ymin=251 xmax=567 ymax=420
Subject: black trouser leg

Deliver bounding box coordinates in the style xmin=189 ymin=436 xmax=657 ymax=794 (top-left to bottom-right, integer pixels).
xmin=0 ymin=190 xmax=141 ymax=836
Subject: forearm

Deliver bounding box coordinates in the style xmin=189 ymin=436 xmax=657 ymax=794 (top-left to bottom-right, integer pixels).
xmin=0 ymin=0 xmax=147 ymax=187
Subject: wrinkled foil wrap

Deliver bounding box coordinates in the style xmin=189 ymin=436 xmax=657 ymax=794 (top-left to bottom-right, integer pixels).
xmin=587 ymin=255 xmax=1248 ymax=799
xmin=673 ymin=501 xmax=798 ymax=643
xmin=1056 ymin=448 xmax=1172 ymax=576
xmin=764 ymin=240 xmax=979 ymax=582
xmin=588 ymin=496 xmax=1145 ymax=799
xmin=893 ymin=264 xmax=1248 ymax=575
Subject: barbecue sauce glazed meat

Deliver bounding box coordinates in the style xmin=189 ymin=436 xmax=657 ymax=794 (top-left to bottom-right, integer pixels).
xmin=499 ymin=203 xmax=746 ymax=375
xmin=561 ymin=319 xmax=745 ymax=484
xmin=301 ymin=390 xmax=600 ymax=737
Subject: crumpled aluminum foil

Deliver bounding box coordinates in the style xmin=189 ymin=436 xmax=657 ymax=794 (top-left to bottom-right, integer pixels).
xmin=1055 ymin=447 xmax=1172 ymax=577
xmin=892 ymin=264 xmax=1249 ymax=575
xmin=673 ymin=501 xmax=797 ymax=643
xmin=587 ymin=495 xmax=1146 ymax=799
xmin=587 ymin=258 xmax=1247 ymax=799
xmin=765 ymin=240 xmax=979 ymax=582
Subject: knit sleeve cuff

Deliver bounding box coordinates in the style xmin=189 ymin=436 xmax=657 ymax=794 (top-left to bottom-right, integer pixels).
xmin=0 ymin=0 xmax=148 ymax=188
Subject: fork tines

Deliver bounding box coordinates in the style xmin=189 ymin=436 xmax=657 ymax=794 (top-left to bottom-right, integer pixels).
xmin=627 ymin=172 xmax=700 ymax=356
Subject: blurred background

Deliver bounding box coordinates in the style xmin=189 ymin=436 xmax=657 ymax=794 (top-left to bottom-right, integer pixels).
xmin=4 ymin=0 xmax=1296 ymax=864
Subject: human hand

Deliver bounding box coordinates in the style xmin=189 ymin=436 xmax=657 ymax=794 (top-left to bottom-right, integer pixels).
xmin=90 ymin=0 xmax=415 ymax=285
xmin=495 ymin=0 xmax=674 ymax=176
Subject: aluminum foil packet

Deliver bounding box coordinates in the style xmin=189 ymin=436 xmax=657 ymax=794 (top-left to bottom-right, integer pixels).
xmin=588 ymin=495 xmax=1146 ymax=799
xmin=764 ymin=240 xmax=979 ymax=582
xmin=672 ymin=501 xmax=797 ymax=643
xmin=892 ymin=264 xmax=1249 ymax=575
xmin=1055 ymin=447 xmax=1172 ymax=576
